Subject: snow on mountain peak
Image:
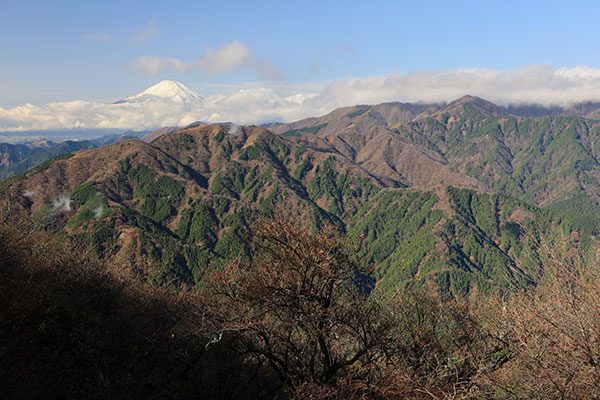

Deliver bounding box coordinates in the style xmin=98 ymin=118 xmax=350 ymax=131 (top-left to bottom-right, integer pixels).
xmin=121 ymin=80 xmax=203 ymax=103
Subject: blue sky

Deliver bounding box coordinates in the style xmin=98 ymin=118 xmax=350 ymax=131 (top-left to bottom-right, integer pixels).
xmin=2 ymin=0 xmax=598 ymax=105
xmin=3 ymin=0 xmax=600 ymax=131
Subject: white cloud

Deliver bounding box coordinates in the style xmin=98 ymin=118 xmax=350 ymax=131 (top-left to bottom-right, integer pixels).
xmin=556 ymin=66 xmax=600 ymax=80
xmin=6 ymin=65 xmax=600 ymax=132
xmin=199 ymin=41 xmax=252 ymax=76
xmin=129 ymin=56 xmax=192 ymax=76
xmin=129 ymin=40 xmax=284 ymax=79
xmin=310 ymin=65 xmax=600 ymax=108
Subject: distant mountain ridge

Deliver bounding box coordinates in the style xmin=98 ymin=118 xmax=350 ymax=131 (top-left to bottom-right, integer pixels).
xmin=270 ymin=95 xmax=600 ymax=136
xmin=270 ymin=96 xmax=600 ymax=213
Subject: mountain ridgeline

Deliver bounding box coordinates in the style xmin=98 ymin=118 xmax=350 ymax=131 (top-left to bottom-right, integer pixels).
xmin=0 ymin=131 xmax=151 ymax=179
xmin=3 ymin=96 xmax=600 ymax=297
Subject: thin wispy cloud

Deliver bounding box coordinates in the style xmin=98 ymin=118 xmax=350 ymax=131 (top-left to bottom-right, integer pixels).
xmin=311 ymin=44 xmax=357 ymax=76
xmin=129 ymin=40 xmax=284 ymax=79
xmin=5 ymin=65 xmax=600 ymax=131
xmin=129 ymin=21 xmax=160 ymax=44
xmin=252 ymin=60 xmax=285 ymax=80
xmin=83 ymin=32 xmax=112 ymax=43
xmin=84 ymin=21 xmax=160 ymax=45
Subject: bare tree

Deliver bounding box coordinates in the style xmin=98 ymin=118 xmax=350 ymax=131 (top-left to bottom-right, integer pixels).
xmin=200 ymin=213 xmax=494 ymax=399
xmin=200 ymin=214 xmax=394 ymax=396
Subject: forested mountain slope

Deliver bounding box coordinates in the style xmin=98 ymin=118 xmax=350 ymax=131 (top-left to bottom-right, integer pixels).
xmin=3 ymin=98 xmax=600 ymax=297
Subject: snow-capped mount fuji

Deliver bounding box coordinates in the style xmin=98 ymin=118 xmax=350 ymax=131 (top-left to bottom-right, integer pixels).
xmin=115 ymin=80 xmax=203 ymax=104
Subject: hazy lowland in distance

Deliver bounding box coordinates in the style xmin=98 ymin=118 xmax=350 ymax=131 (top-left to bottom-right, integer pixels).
xmin=0 ymin=129 xmax=141 ymax=144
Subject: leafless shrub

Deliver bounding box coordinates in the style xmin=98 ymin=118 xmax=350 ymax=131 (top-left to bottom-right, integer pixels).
xmin=476 ymin=231 xmax=600 ymax=399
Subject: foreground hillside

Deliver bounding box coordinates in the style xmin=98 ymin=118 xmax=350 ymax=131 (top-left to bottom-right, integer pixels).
xmin=3 ymin=210 xmax=600 ymax=399
xmin=0 ymin=214 xmax=206 ymax=399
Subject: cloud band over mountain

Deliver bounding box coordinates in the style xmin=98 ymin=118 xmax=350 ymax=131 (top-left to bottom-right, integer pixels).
xmin=4 ymin=65 xmax=600 ymax=131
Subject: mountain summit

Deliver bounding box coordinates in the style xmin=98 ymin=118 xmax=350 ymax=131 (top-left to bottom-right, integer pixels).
xmin=117 ymin=80 xmax=203 ymax=104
